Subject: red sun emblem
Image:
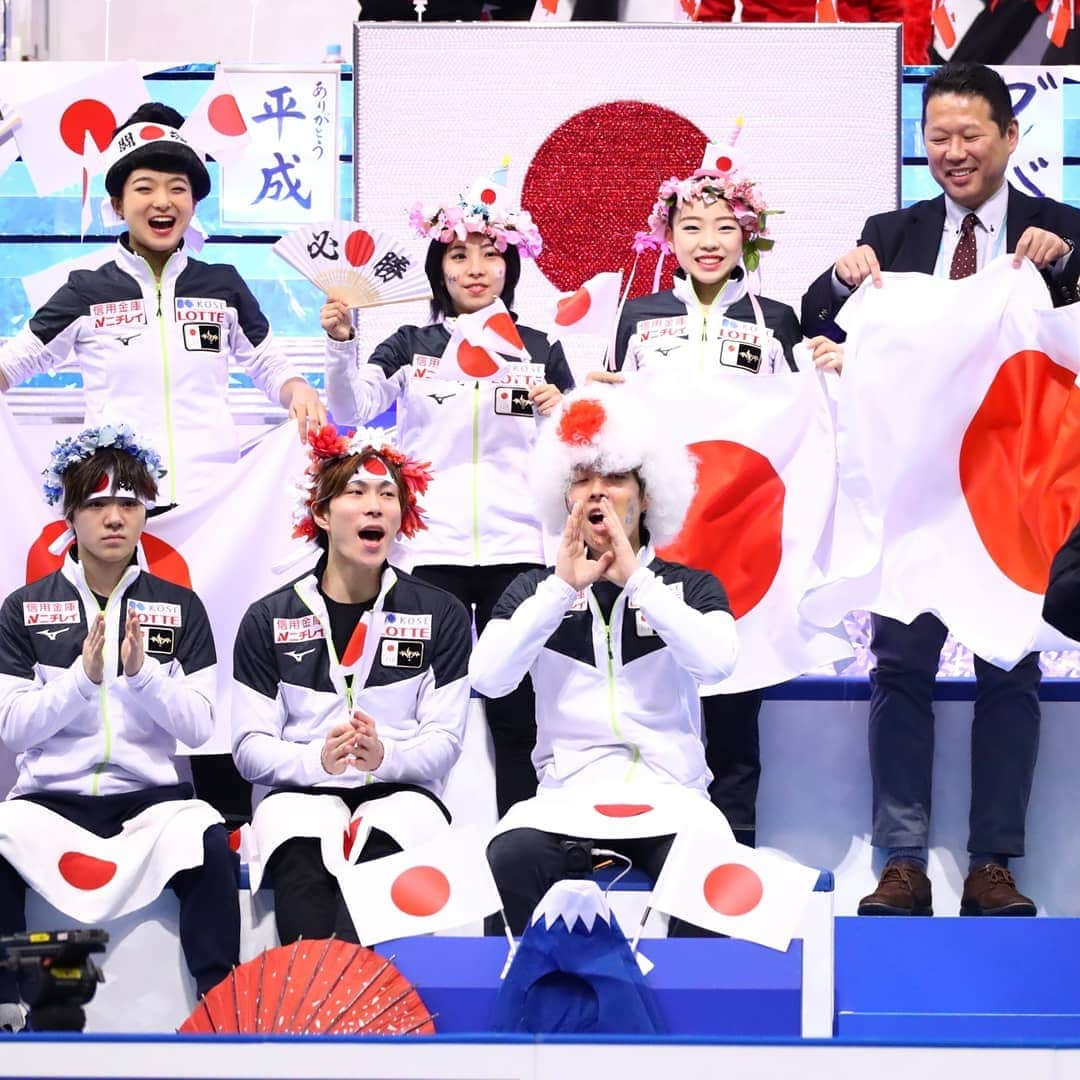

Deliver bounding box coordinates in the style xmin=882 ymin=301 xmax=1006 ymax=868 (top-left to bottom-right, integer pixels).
xmin=523 ymin=103 xmax=707 ymax=299
xmin=26 ymin=522 xmax=192 ymax=588
xmin=139 ymin=125 xmax=165 ymax=141
xmin=345 ymin=229 xmax=376 ymax=267
xmin=593 ymin=804 xmax=653 ymax=817
xmin=59 ymin=99 xmax=117 ymax=156
xmin=484 ymin=311 xmax=524 ymax=351
xmin=479 ymin=187 xmax=498 ymax=205
xmin=58 ymin=851 xmax=117 ymax=891
xmin=959 ymin=349 xmax=1080 ymax=594
xmin=658 ymin=440 xmax=784 ymax=618
xmin=555 ymin=287 xmax=591 ymax=326
xmin=456 ymin=343 xmax=500 ymax=379
xmin=207 ymin=94 xmax=246 ymax=137
xmin=390 ymin=865 xmax=451 ymax=917
xmin=714 ymin=155 xmax=733 ymax=172
xmin=703 ymin=863 xmax=763 ymax=916
xmin=341 ymin=622 xmax=367 ymax=668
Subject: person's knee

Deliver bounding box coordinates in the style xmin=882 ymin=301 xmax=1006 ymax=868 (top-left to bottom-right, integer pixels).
xmin=487 ymin=829 xmax=550 ymax=883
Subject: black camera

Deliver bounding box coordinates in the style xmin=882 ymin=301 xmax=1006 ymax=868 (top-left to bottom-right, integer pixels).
xmin=560 ymin=839 xmax=596 ymax=879
xmin=0 ymin=928 xmax=108 ymax=1032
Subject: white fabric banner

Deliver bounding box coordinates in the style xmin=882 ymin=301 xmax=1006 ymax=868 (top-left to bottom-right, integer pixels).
xmin=802 ymin=258 xmax=1080 ymax=668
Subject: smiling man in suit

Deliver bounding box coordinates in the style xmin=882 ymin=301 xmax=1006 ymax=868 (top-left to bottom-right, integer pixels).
xmin=802 ymin=62 xmax=1080 ymax=920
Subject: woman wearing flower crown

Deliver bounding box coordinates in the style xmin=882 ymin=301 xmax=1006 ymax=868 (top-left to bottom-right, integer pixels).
xmin=321 ymin=175 xmax=574 ymax=817
xmin=0 ymin=102 xmax=325 ymax=505
xmin=597 ymin=139 xmax=802 ymax=850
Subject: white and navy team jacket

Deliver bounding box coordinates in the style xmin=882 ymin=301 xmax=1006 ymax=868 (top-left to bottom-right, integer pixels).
xmin=0 ymin=237 xmax=302 ymax=503
xmin=469 ymin=545 xmax=739 ymax=795
xmin=325 ymin=322 xmax=574 ymax=569
xmin=0 ymin=554 xmax=217 ymax=798
xmin=232 ymin=562 xmax=471 ymax=795
xmin=612 ymin=273 xmax=801 ymax=378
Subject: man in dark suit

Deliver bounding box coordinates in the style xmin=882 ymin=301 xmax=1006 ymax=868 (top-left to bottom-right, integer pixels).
xmin=802 ymin=62 xmax=1080 ymax=919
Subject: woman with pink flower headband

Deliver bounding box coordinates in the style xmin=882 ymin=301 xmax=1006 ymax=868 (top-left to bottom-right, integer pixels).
xmin=595 ymin=140 xmax=802 ymax=851
xmin=321 ymin=175 xmax=574 ymax=818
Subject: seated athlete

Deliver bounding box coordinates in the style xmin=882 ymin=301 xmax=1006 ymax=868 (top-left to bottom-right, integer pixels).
xmin=470 ymin=386 xmax=740 ymax=933
xmin=231 ymin=425 xmax=472 ymax=945
xmin=0 ymin=428 xmax=238 ymax=1028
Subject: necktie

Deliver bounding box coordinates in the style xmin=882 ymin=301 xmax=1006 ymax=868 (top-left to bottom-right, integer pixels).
xmin=949 ymin=212 xmax=979 ymax=280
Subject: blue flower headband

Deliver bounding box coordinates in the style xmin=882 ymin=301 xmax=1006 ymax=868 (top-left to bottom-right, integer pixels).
xmin=42 ymin=424 xmax=165 ymax=506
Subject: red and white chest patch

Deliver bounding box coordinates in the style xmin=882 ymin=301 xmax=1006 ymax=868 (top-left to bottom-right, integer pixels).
xmin=273 ymin=615 xmax=326 ymax=643
xmin=23 ymin=601 xmax=81 ymax=626
xmin=89 ymin=300 xmax=147 ymax=330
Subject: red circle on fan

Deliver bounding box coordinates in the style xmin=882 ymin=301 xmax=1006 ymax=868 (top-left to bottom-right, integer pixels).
xmin=456 ymin=342 xmax=500 ymax=379
xmin=715 ymin=156 xmax=733 ymax=172
xmin=555 ymin=287 xmax=591 ymax=326
xmin=523 ymin=103 xmax=707 ymax=297
xmin=208 ymin=94 xmax=246 ymax=136
xmin=479 ymin=187 xmax=497 ymax=205
xmin=593 ymin=804 xmax=653 ymax=817
xmin=658 ymin=440 xmax=784 ymax=619
xmin=345 ymin=230 xmax=376 ymax=266
xmin=59 ymin=99 xmax=117 ymax=155
xmin=960 ymin=349 xmax=1080 ymax=594
xmin=59 ymin=851 xmax=118 ymax=890
xmin=139 ymin=125 xmax=165 ymax=140
xmin=703 ymin=863 xmax=763 ymax=915
xmin=26 ymin=522 xmax=192 ymax=588
xmin=390 ymin=865 xmax=451 ymax=916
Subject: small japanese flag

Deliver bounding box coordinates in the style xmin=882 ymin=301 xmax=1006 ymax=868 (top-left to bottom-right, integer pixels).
xmin=650 ymin=832 xmax=818 ymax=952
xmin=79 ymin=129 xmax=101 ymax=241
xmin=814 ymin=0 xmax=839 ymax=21
xmin=547 ymin=271 xmax=623 ymax=343
xmin=932 ymin=0 xmax=958 ymax=50
xmin=13 ymin=62 xmax=148 ymax=197
xmin=1048 ymin=0 xmax=1073 ymax=47
xmin=181 ymin=66 xmax=251 ymax=165
xmin=338 ymin=826 xmax=503 ymax=945
xmin=531 ymin=0 xmax=574 ymax=20
xmin=673 ymin=0 xmax=700 ymax=21
xmin=441 ymin=298 xmax=531 ymax=381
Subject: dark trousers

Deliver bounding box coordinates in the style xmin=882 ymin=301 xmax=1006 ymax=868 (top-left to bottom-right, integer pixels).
xmin=487 ymin=828 xmax=716 ymax=937
xmin=868 ymin=613 xmax=1041 ymax=856
xmin=412 ymin=562 xmax=541 ymax=817
xmin=0 ymin=785 xmax=240 ymax=1001
xmin=702 ymin=689 xmax=763 ymax=846
xmin=263 ymin=784 xmax=446 ymax=946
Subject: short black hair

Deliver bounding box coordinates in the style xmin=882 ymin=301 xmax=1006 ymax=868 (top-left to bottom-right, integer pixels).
xmin=424 ymin=238 xmax=521 ymax=321
xmin=922 ymin=62 xmax=1015 ymax=135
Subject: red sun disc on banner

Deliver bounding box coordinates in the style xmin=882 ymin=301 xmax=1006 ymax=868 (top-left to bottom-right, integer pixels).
xmin=703 ymin=863 xmax=763 ymax=916
xmin=959 ymin=349 xmax=1080 ymax=594
xmin=208 ymin=95 xmax=246 ymax=136
xmin=523 ymin=102 xmax=707 ymax=298
xmin=59 ymin=99 xmax=117 ymax=155
xmin=26 ymin=523 xmax=192 ymax=588
xmin=658 ymin=440 xmax=784 ymax=619
xmin=390 ymin=866 xmax=451 ymax=917
xmin=58 ymin=851 xmax=117 ymax=891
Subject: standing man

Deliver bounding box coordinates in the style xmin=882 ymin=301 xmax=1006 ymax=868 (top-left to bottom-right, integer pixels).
xmin=0 ymin=428 xmax=238 ymax=1026
xmin=802 ymin=62 xmax=1080 ymax=917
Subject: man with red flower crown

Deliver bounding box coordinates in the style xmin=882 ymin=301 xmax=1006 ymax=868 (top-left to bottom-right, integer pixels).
xmin=472 ymin=387 xmax=741 ymax=934
xmin=231 ymin=426 xmax=472 ymax=946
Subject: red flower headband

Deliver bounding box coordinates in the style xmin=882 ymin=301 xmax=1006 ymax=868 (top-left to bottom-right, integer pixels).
xmin=292 ymin=425 xmax=433 ymax=542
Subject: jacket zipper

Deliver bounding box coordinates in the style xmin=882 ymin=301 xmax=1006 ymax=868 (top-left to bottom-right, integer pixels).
xmin=90 ymin=592 xmax=119 ymax=795
xmin=471 ymin=381 xmax=481 ymax=563
xmin=153 ymin=265 xmax=178 ymax=504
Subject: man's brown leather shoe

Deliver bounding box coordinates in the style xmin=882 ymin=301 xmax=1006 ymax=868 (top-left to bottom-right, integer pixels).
xmin=857 ymin=860 xmax=933 ymax=915
xmin=959 ymin=864 xmax=1036 ymax=916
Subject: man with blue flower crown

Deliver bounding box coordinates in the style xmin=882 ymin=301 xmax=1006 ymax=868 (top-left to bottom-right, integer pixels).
xmin=0 ymin=427 xmax=239 ymax=1031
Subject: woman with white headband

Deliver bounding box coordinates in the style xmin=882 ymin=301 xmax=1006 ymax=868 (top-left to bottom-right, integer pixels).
xmin=0 ymin=102 xmax=325 ymax=505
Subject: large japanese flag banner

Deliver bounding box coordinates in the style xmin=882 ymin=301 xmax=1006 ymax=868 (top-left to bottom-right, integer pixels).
xmin=338 ymin=826 xmax=503 ymax=946
xmin=180 ymin=65 xmax=251 ymax=165
xmin=649 ymin=368 xmax=854 ymax=692
xmin=12 ymin=421 xmax=313 ymax=754
xmin=12 ymin=62 xmax=148 ymax=196
xmin=650 ymin=830 xmax=818 ymax=951
xmin=801 ymin=257 xmax=1080 ymax=668
xmin=0 ymin=799 xmax=222 ymax=922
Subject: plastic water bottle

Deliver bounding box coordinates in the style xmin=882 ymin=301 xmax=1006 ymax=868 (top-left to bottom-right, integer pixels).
xmin=322 ymin=44 xmax=345 ymax=64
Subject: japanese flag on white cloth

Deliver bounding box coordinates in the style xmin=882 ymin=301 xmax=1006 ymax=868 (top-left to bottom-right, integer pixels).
xmin=650 ymin=832 xmax=818 ymax=952
xmin=648 ymin=367 xmax=854 ymax=692
xmin=801 ymin=257 xmax=1080 ymax=668
xmin=0 ymin=798 xmax=222 ymax=923
xmin=180 ymin=66 xmax=251 ymax=165
xmin=546 ymin=271 xmax=622 ymax=343
xmin=339 ymin=826 xmax=502 ymax=946
xmin=441 ymin=299 xmax=531 ymax=381
xmin=13 ymin=62 xmax=147 ymax=196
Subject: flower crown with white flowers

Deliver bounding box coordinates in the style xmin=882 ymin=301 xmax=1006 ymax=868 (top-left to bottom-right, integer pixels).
xmin=633 ymin=122 xmax=779 ymax=272
xmin=292 ymin=425 xmax=433 ymax=543
xmin=408 ymin=163 xmax=543 ymax=260
xmin=42 ymin=424 xmax=165 ymax=507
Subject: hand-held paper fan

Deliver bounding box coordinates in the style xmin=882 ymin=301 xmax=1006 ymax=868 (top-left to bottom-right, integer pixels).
xmin=273 ymin=222 xmax=432 ymax=310
xmin=177 ymin=939 xmax=435 ymax=1036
